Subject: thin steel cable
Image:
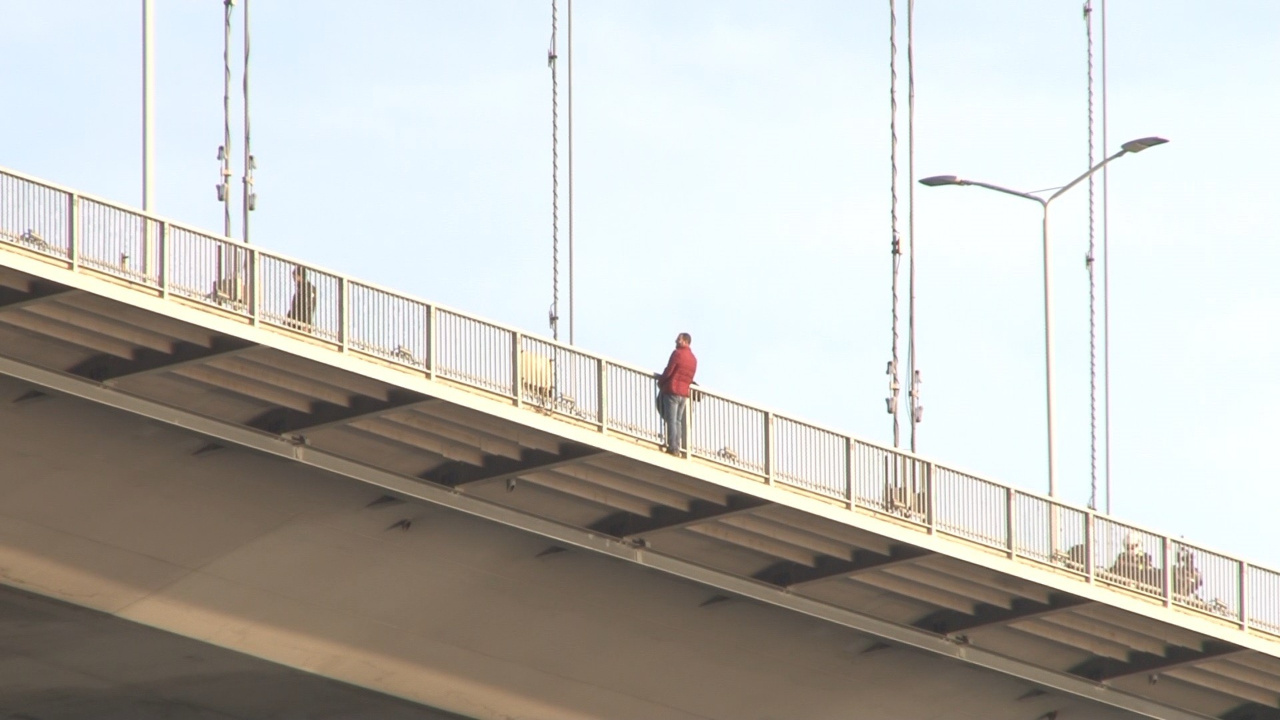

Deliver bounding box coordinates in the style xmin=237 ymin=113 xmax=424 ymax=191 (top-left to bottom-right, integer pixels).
xmin=142 ymin=0 xmax=155 ymax=212
xmin=567 ymin=0 xmax=574 ymax=345
xmin=906 ymin=0 xmax=919 ymax=453
xmin=887 ymin=0 xmax=902 ymax=448
xmin=548 ymin=0 xmax=561 ymax=341
xmin=1101 ymin=0 xmax=1112 ymax=514
xmin=242 ymin=0 xmax=252 ymax=245
xmin=222 ymin=0 xmax=233 ymax=239
xmin=1085 ymin=1 xmax=1099 ymax=509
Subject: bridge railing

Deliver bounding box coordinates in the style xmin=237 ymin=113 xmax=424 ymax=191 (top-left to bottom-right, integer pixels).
xmin=0 ymin=164 xmax=1273 ymax=636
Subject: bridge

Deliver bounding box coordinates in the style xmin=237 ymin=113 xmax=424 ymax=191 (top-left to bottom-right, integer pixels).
xmin=1 ymin=163 xmax=1278 ymax=719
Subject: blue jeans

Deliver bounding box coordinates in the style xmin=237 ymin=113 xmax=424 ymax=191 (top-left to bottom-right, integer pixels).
xmin=659 ymin=392 xmax=687 ymax=454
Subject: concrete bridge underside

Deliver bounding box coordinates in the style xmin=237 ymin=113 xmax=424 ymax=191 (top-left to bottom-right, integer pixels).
xmin=0 ymin=371 xmax=1146 ymax=720
xmin=0 ymin=584 xmax=465 ymax=719
xmin=0 ymin=243 xmax=1279 ymax=719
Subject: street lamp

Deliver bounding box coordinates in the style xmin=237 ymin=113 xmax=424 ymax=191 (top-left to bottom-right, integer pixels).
xmin=919 ymin=136 xmax=1167 ymax=498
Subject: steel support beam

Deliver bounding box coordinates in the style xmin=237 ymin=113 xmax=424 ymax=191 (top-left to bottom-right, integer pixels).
xmin=0 ymin=282 xmax=75 ymax=312
xmin=0 ymin=354 xmax=1216 ymax=720
xmin=247 ymin=391 xmax=434 ymax=436
xmin=1071 ymin=641 xmax=1244 ymax=682
xmin=1221 ymin=702 xmax=1280 ymax=720
xmin=422 ymin=443 xmax=601 ymax=489
xmin=68 ymin=337 xmax=258 ymax=383
xmin=755 ymin=545 xmax=933 ymax=589
xmin=915 ymin=594 xmax=1094 ymax=636
xmin=590 ymin=495 xmax=771 ymax=540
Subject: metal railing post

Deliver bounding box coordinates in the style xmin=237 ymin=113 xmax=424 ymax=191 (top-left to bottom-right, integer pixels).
xmin=68 ymin=193 xmax=79 ymax=269
xmin=338 ymin=277 xmax=349 ymax=352
xmin=925 ymin=462 xmax=937 ymax=534
xmin=143 ymin=217 xmax=155 ymax=281
xmin=683 ymin=391 xmax=693 ymax=458
xmin=1241 ymin=562 xmax=1250 ymax=630
xmin=158 ymin=220 xmax=168 ymax=298
xmin=1006 ymin=488 xmax=1017 ymax=558
xmin=426 ymin=305 xmax=437 ymax=379
xmin=597 ymin=359 xmax=608 ymax=431
xmin=249 ymin=248 xmax=260 ymax=324
xmin=512 ymin=331 xmax=523 ymax=407
xmin=1163 ymin=536 xmax=1174 ymax=607
xmin=1049 ymin=500 xmax=1061 ymax=566
xmin=764 ymin=411 xmax=774 ymax=484
xmin=845 ymin=436 xmax=855 ymax=509
xmin=1084 ymin=511 xmax=1095 ymax=582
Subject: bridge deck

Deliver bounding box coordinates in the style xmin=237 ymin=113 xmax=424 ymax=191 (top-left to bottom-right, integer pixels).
xmin=1 ymin=164 xmax=1279 ymax=720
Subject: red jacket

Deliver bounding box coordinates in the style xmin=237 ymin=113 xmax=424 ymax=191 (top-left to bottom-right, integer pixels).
xmin=659 ymin=346 xmax=697 ymax=397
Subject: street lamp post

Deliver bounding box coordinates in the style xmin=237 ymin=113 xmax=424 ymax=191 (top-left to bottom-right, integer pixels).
xmin=920 ymin=136 xmax=1166 ymax=498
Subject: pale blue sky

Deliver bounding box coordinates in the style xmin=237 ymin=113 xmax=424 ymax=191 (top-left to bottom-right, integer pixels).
xmin=2 ymin=2 xmax=1278 ymax=565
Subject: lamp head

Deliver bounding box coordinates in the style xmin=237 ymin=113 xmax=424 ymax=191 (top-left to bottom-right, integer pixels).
xmin=1120 ymin=136 xmax=1168 ymax=153
xmin=919 ymin=175 xmax=963 ymax=187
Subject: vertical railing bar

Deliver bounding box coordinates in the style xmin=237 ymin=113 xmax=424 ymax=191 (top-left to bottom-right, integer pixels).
xmin=845 ymin=435 xmax=855 ymax=509
xmin=764 ymin=411 xmax=774 ymax=484
xmin=426 ymin=305 xmax=437 ymax=380
xmin=1240 ymin=561 xmax=1250 ymax=630
xmin=1084 ymin=510 xmax=1095 ymax=583
xmin=143 ymin=211 xmax=154 ymax=281
xmin=597 ymin=359 xmax=608 ymax=432
xmin=925 ymin=461 xmax=937 ymax=534
xmin=249 ymin=248 xmax=260 ymax=324
xmin=158 ymin=220 xmax=169 ymax=298
xmin=68 ymin=193 xmax=79 ymax=269
xmin=1006 ymin=489 xmax=1017 ymax=559
xmin=1162 ymin=536 xmax=1174 ymax=607
xmin=512 ymin=331 xmax=523 ymax=407
xmin=338 ymin=276 xmax=349 ymax=352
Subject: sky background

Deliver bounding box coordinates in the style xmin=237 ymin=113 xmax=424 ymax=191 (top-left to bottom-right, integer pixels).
xmin=2 ymin=2 xmax=1278 ymax=566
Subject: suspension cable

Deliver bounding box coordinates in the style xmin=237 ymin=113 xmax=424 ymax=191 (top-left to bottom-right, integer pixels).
xmin=906 ymin=0 xmax=920 ymax=453
xmin=1085 ymin=1 xmax=1099 ymax=509
xmin=567 ymin=0 xmax=575 ymax=345
xmin=1101 ymin=0 xmax=1113 ymax=514
xmin=242 ymin=0 xmax=253 ymax=245
xmin=886 ymin=0 xmax=902 ymax=448
xmin=548 ymin=0 xmax=561 ymax=341
xmin=221 ymin=0 xmax=233 ymax=240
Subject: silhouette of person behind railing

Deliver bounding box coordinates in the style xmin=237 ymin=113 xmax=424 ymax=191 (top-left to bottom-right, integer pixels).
xmin=1172 ymin=545 xmax=1203 ymax=600
xmin=1108 ymin=533 xmax=1160 ymax=590
xmin=285 ymin=265 xmax=317 ymax=331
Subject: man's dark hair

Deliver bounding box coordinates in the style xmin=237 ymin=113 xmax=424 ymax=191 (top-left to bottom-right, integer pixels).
xmin=678 ymin=332 xmax=692 ymax=345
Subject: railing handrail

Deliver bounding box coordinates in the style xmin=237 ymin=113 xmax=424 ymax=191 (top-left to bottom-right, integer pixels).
xmin=1 ymin=163 xmax=1276 ymax=634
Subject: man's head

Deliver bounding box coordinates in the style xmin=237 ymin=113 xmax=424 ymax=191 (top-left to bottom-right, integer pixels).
xmin=676 ymin=332 xmax=692 ymax=348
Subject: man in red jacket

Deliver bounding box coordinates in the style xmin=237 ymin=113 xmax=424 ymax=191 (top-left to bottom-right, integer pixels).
xmin=657 ymin=332 xmax=697 ymax=456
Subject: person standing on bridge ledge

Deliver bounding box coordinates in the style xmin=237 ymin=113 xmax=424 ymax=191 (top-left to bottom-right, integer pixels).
xmin=286 ymin=265 xmax=317 ymax=331
xmin=657 ymin=333 xmax=697 ymax=457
